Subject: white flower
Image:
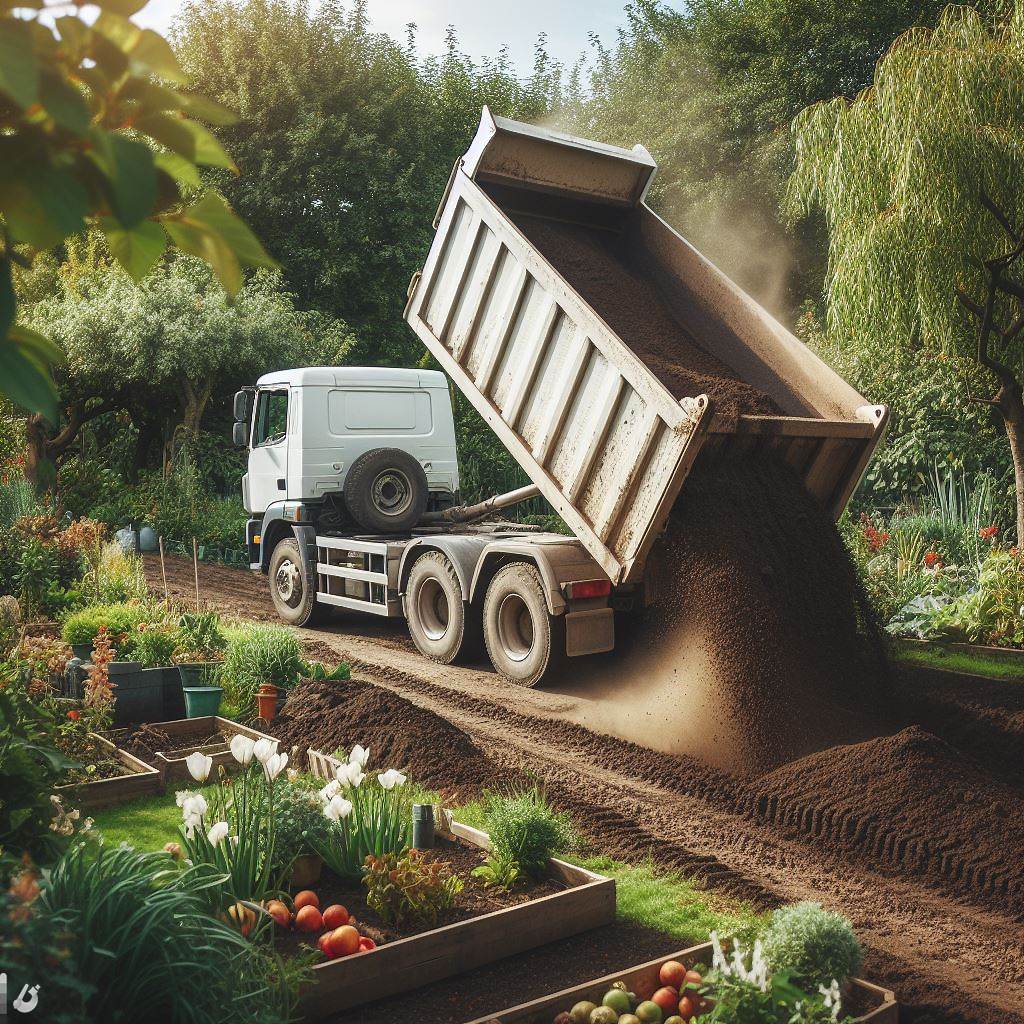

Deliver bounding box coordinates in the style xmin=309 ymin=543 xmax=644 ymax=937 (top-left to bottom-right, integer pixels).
xmin=229 ymin=735 xmax=256 ymax=765
xmin=253 ymin=737 xmax=278 ymax=764
xmin=377 ymin=769 xmax=406 ymax=790
xmin=185 ymin=751 xmax=213 ymax=782
xmin=207 ymin=821 xmax=229 ymax=846
xmin=710 ymin=931 xmax=729 ymax=973
xmin=263 ymin=751 xmax=288 ymax=781
xmin=318 ymin=779 xmax=341 ymax=802
xmin=819 ymin=980 xmax=842 ymax=1021
xmin=335 ymin=762 xmax=365 ymax=788
xmin=348 ymin=744 xmax=370 ymax=768
xmin=323 ymin=795 xmax=353 ymax=821
xmin=179 ymin=792 xmax=208 ymax=818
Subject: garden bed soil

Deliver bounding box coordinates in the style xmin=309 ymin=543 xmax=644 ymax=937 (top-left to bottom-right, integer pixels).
xmin=56 ymin=733 xmax=162 ymax=809
xmin=271 ymin=677 xmax=501 ymax=798
xmin=142 ymin=716 xmax=277 ymax=782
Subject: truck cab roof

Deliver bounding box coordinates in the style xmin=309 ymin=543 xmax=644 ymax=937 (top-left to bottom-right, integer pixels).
xmin=255 ymin=367 xmax=449 ymax=389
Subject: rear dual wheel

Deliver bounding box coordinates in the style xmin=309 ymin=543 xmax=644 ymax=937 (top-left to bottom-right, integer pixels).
xmin=406 ymin=551 xmax=481 ymax=664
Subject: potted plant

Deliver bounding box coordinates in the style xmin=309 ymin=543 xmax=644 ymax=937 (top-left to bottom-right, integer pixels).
xmin=271 ymin=776 xmax=330 ymax=888
xmin=173 ymin=612 xmax=227 ymax=717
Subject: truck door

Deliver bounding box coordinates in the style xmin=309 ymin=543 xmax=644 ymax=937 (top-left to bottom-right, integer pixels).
xmin=249 ymin=387 xmax=290 ymax=514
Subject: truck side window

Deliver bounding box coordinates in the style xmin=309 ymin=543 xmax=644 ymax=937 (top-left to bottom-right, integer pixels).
xmin=253 ymin=389 xmax=288 ymax=446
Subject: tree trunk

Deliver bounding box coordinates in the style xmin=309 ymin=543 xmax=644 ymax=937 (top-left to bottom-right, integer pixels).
xmin=1003 ymin=404 xmax=1024 ymax=546
xmin=23 ymin=414 xmax=49 ymax=491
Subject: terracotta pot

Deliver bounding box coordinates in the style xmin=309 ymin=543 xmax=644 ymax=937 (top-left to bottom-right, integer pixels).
xmin=290 ymin=853 xmax=322 ymax=889
xmin=257 ymin=683 xmax=278 ymax=721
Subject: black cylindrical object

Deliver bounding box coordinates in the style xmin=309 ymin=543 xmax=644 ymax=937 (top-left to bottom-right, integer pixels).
xmin=412 ymin=803 xmax=435 ymax=849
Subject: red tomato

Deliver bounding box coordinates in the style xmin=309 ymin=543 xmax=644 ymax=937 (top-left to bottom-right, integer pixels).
xmin=321 ymin=904 xmax=349 ymax=930
xmin=659 ymin=961 xmax=687 ymax=989
xmin=677 ymin=996 xmax=696 ymax=1021
xmin=265 ymin=900 xmax=291 ymax=929
xmin=325 ymin=925 xmax=360 ymax=957
xmin=357 ymin=936 xmax=377 ymax=953
xmin=294 ymin=905 xmax=322 ymax=933
xmin=293 ymin=890 xmax=319 ymax=911
xmin=683 ymin=970 xmax=703 ymax=989
xmin=652 ymin=987 xmax=679 ymax=1015
xmin=317 ymin=933 xmax=331 ymax=955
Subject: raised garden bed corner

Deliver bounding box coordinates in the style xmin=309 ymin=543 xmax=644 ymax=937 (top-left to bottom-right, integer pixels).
xmin=150 ymin=716 xmax=279 ymax=783
xmin=56 ymin=733 xmax=162 ymax=811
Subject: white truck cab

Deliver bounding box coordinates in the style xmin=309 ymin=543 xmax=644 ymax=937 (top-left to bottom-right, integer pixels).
xmin=240 ymin=366 xmax=460 ymax=518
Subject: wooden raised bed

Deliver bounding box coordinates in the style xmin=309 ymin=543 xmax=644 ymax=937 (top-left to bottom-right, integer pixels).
xmin=465 ymin=941 xmax=898 ymax=1024
xmin=300 ymin=749 xmax=616 ymax=1020
xmin=150 ymin=716 xmax=279 ymax=783
xmin=56 ymin=733 xmax=162 ymax=811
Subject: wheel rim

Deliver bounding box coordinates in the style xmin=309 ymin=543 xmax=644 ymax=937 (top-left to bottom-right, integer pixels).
xmin=417 ymin=577 xmax=450 ymax=641
xmin=371 ymin=469 xmax=413 ymax=518
xmin=497 ymin=593 xmax=534 ymax=663
xmin=275 ymin=558 xmax=302 ymax=607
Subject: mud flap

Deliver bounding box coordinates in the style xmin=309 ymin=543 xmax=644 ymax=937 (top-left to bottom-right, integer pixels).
xmin=565 ymin=607 xmax=615 ymax=657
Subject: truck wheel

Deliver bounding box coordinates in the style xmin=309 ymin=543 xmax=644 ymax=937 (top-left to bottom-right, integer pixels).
xmin=344 ymin=448 xmax=429 ymax=533
xmin=269 ymin=538 xmax=331 ymax=627
xmin=483 ymin=562 xmax=564 ymax=687
xmin=406 ymin=551 xmax=482 ymax=664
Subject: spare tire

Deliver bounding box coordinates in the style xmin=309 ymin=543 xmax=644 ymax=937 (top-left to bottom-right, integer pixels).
xmin=344 ymin=448 xmax=429 ymax=533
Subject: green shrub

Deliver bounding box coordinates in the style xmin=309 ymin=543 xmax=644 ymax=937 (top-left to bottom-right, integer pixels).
xmin=82 ymin=541 xmax=148 ymax=604
xmin=762 ymin=901 xmax=862 ymax=989
xmin=271 ymin=777 xmax=332 ymax=878
xmin=484 ymin=787 xmax=576 ymax=879
xmin=61 ymin=602 xmax=153 ymax=650
xmin=175 ymin=611 xmax=228 ymax=662
xmin=130 ymin=625 xmax=179 ymax=668
xmin=221 ymin=625 xmax=305 ymax=719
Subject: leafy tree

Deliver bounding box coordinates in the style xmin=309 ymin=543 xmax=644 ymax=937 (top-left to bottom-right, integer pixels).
xmin=0 ymin=0 xmax=274 ymax=420
xmin=21 ymin=247 xmax=351 ymax=484
xmin=788 ymin=3 xmax=1024 ymax=538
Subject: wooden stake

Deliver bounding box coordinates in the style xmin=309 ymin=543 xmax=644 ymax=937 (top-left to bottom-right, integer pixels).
xmin=158 ymin=536 xmax=169 ymax=605
xmin=192 ymin=537 xmax=200 ymax=611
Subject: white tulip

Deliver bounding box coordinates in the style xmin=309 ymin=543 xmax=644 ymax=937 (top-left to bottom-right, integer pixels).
xmin=185 ymin=751 xmax=213 ymax=783
xmin=263 ymin=751 xmax=288 ymax=781
xmin=181 ymin=793 xmax=208 ymax=818
xmin=348 ymin=744 xmax=370 ymax=768
xmin=207 ymin=821 xmax=229 ymax=846
xmin=335 ymin=762 xmax=364 ymax=788
xmin=229 ymin=735 xmax=256 ymax=765
xmin=253 ymin=738 xmax=278 ymax=764
xmin=318 ymin=780 xmax=341 ymax=802
xmin=377 ymin=769 xmax=407 ymax=791
xmin=323 ymin=795 xmax=353 ymax=821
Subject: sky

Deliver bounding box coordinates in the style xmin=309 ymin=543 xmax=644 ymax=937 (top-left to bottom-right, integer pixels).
xmin=135 ymin=0 xmax=631 ymax=74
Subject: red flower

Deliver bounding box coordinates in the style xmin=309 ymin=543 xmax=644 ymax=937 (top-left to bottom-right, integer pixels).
xmin=923 ymin=551 xmax=942 ymax=569
xmin=67 ymin=710 xmax=80 ymax=720
xmin=979 ymin=525 xmax=999 ymax=541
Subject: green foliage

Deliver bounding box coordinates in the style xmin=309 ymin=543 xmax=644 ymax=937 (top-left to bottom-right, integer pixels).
xmin=60 ymin=602 xmax=152 ymax=650
xmin=483 ymin=787 xmax=577 ymax=879
xmin=271 ymin=777 xmax=332 ymax=878
xmin=81 ymin=541 xmax=148 ymax=604
xmin=761 ymin=901 xmax=862 ymax=989
xmin=0 ymin=0 xmax=275 ymax=420
xmin=36 ymin=843 xmax=297 ymax=1023
xmin=363 ymin=848 xmax=462 ymax=928
xmin=176 ymin=611 xmax=228 ymax=663
xmin=221 ymin=624 xmax=305 ymax=718
xmin=130 ymin=624 xmax=178 ymax=668
xmin=16 ymin=536 xmax=59 ymax=619
xmin=471 ymin=850 xmax=522 ymax=890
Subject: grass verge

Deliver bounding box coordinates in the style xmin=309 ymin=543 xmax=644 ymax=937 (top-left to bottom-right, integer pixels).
xmin=892 ymin=640 xmax=1024 ymax=681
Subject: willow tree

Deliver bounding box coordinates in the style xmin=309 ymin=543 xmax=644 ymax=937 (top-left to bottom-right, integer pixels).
xmin=787 ymin=3 xmax=1024 ymax=540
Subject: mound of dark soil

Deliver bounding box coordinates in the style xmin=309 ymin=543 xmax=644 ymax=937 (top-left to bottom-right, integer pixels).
xmin=511 ymin=214 xmax=780 ymax=422
xmin=750 ymin=725 xmax=1024 ymax=914
xmin=271 ymin=677 xmax=497 ymax=795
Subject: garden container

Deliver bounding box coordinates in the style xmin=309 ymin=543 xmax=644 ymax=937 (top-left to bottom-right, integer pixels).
xmin=257 ymin=683 xmax=278 ymax=721
xmin=183 ymin=686 xmax=224 ymax=718
xmin=55 ymin=733 xmax=162 ymax=811
xmin=71 ymin=643 xmax=93 ymax=662
xmin=177 ymin=662 xmax=219 ymax=688
xmin=161 ymin=666 xmax=186 ymax=720
xmin=289 ymin=853 xmax=322 ymax=889
xmin=147 ymin=716 xmax=277 ymax=782
xmin=138 ymin=525 xmax=158 ymax=552
xmin=110 ymin=663 xmax=164 ymax=725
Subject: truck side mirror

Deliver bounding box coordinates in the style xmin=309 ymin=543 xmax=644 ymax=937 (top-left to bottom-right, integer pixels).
xmin=232 ymin=420 xmax=249 ymax=448
xmin=233 ymin=389 xmax=254 ymax=422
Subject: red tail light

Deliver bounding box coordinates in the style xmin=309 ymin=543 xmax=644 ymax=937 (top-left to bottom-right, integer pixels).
xmin=567 ymin=579 xmax=612 ymax=600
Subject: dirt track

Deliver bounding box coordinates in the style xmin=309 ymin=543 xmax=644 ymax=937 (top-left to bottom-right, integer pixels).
xmin=147 ymin=553 xmax=1024 ymax=1024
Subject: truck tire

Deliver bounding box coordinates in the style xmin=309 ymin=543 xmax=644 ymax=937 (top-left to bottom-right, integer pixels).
xmin=268 ymin=538 xmax=331 ymax=626
xmin=405 ymin=551 xmax=482 ymax=664
xmin=483 ymin=562 xmax=564 ymax=687
xmin=344 ymin=448 xmax=429 ymax=533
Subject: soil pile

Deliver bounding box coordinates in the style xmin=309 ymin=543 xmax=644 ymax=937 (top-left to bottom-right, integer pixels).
xmin=557 ymin=452 xmax=891 ymax=774
xmin=749 ymin=726 xmax=1024 ymax=915
xmin=511 ymin=214 xmax=780 ymax=422
xmin=271 ymin=677 xmax=497 ymax=795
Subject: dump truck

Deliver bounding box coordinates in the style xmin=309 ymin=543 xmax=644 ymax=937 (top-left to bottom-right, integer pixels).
xmin=236 ymin=108 xmax=887 ymax=687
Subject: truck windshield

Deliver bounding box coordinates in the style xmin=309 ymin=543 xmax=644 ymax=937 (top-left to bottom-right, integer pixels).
xmin=253 ymin=389 xmax=288 ymax=446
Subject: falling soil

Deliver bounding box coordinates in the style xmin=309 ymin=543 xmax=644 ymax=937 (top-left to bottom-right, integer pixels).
xmin=511 ymin=213 xmax=781 ymax=423
xmin=747 ymin=725 xmax=1024 ymax=916
xmin=270 ymin=677 xmax=500 ymax=797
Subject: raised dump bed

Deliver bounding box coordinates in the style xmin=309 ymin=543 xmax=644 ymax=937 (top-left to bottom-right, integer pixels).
xmin=406 ymin=110 xmax=888 ymax=585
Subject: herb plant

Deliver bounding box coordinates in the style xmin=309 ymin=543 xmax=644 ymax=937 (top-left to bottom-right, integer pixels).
xmin=471 ymin=850 xmax=522 ymax=890
xmin=484 ymin=787 xmax=576 ymax=879
xmin=762 ymin=902 xmax=862 ymax=990
xmin=364 ymin=849 xmax=462 ymax=928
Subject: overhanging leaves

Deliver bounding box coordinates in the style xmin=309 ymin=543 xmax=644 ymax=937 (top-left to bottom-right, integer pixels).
xmin=100 ymin=216 xmax=167 ymax=280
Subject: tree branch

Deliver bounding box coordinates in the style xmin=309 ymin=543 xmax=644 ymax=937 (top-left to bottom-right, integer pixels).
xmin=45 ymin=396 xmax=126 ymax=459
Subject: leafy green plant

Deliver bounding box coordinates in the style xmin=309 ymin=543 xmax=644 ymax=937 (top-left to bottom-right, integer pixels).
xmin=270 ymin=777 xmax=332 ymax=878
xmin=761 ymin=902 xmax=862 ymax=990
xmin=309 ymin=746 xmax=411 ymax=880
xmin=471 ymin=850 xmax=521 ymax=890
xmin=60 ymin=602 xmax=153 ymax=651
xmin=81 ymin=542 xmax=148 ymax=604
xmin=221 ymin=624 xmax=305 ymax=718
xmin=35 ymin=843 xmax=296 ymax=1024
xmin=16 ymin=537 xmax=59 ymax=619
xmin=483 ymin=787 xmax=576 ymax=879
xmin=363 ymin=848 xmax=462 ymax=928
xmin=129 ymin=624 xmax=178 ymax=669
xmin=175 ymin=610 xmax=228 ymax=663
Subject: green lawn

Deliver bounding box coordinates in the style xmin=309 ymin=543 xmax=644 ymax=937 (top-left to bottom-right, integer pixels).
xmin=891 ymin=640 xmax=1024 ymax=681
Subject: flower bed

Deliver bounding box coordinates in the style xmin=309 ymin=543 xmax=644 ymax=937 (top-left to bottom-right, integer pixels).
xmin=466 ymin=941 xmax=897 ymax=1024
xmin=55 ymin=733 xmax=162 ymax=810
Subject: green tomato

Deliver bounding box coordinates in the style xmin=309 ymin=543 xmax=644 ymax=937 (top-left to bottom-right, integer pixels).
xmin=603 ymin=989 xmax=632 ymax=1015
xmin=570 ymin=1002 xmax=598 ymax=1024
xmin=634 ymin=1002 xmax=663 ymax=1024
